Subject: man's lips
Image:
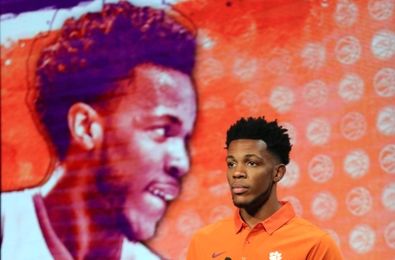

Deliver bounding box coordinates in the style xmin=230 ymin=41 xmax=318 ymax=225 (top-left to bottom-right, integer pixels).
xmin=231 ymin=184 xmax=249 ymax=195
xmin=146 ymin=181 xmax=180 ymax=202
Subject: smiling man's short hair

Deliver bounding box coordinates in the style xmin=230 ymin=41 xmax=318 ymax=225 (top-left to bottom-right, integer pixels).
xmin=35 ymin=1 xmax=196 ymax=160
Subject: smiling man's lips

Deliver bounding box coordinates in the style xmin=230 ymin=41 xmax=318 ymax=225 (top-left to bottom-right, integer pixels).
xmin=147 ymin=182 xmax=180 ymax=202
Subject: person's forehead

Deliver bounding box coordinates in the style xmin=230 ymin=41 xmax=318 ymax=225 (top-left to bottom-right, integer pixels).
xmin=108 ymin=64 xmax=196 ymax=129
xmin=227 ymin=139 xmax=268 ymax=154
xmin=131 ymin=64 xmax=195 ymax=106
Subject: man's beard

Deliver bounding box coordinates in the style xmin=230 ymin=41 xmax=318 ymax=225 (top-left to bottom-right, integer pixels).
xmin=94 ymin=148 xmax=138 ymax=241
xmin=233 ymin=180 xmax=275 ymax=216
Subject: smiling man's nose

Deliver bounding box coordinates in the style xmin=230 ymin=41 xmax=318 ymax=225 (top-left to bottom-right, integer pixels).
xmin=165 ymin=139 xmax=190 ymax=178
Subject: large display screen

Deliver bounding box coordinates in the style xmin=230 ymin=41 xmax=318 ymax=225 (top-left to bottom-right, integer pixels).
xmin=1 ymin=1 xmax=394 ymax=259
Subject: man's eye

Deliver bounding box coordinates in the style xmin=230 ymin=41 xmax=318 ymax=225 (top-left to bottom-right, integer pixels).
xmin=150 ymin=126 xmax=169 ymax=141
xmin=149 ymin=123 xmax=181 ymax=142
xmin=153 ymin=127 xmax=166 ymax=137
xmin=227 ymin=161 xmax=236 ymax=168
xmin=246 ymin=161 xmax=257 ymax=167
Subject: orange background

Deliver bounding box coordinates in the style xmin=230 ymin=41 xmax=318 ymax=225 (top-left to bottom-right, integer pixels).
xmin=1 ymin=1 xmax=395 ymax=259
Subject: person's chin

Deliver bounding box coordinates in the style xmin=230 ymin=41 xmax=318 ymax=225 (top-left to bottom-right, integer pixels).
xmin=232 ymin=198 xmax=250 ymax=209
xmin=116 ymin=214 xmax=152 ymax=242
xmin=124 ymin=219 xmax=158 ymax=242
xmin=137 ymin=223 xmax=157 ymax=241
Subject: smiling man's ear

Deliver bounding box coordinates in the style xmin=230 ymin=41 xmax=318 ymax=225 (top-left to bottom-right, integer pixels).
xmin=68 ymin=102 xmax=103 ymax=151
xmin=273 ymin=164 xmax=286 ymax=183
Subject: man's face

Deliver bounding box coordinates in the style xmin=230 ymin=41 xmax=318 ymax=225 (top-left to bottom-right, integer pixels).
xmin=97 ymin=64 xmax=196 ymax=241
xmin=226 ymin=139 xmax=278 ymax=210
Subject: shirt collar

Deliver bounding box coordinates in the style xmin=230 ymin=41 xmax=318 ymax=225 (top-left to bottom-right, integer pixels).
xmin=234 ymin=208 xmax=247 ymax=233
xmin=233 ymin=201 xmax=295 ymax=234
xmin=33 ymin=194 xmax=73 ymax=259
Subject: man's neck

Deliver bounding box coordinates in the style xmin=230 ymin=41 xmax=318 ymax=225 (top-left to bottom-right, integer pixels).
xmin=239 ymin=197 xmax=282 ymax=228
xmin=42 ymin=164 xmax=124 ymax=259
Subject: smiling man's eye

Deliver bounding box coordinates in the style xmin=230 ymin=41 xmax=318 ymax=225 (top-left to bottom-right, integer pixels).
xmin=149 ymin=123 xmax=180 ymax=141
xmin=153 ymin=127 xmax=166 ymax=137
xmin=149 ymin=126 xmax=168 ymax=141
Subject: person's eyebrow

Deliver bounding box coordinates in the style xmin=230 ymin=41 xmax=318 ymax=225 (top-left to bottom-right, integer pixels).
xmin=161 ymin=115 xmax=183 ymax=131
xmin=226 ymin=154 xmax=262 ymax=160
xmin=144 ymin=114 xmax=181 ymax=125
xmin=157 ymin=115 xmax=186 ymax=134
xmin=244 ymin=154 xmax=261 ymax=159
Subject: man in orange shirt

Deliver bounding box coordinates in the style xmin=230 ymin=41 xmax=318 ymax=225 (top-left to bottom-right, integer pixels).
xmin=187 ymin=116 xmax=343 ymax=260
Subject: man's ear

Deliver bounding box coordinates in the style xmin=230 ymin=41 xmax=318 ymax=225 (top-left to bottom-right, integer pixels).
xmin=68 ymin=102 xmax=103 ymax=150
xmin=273 ymin=164 xmax=286 ymax=183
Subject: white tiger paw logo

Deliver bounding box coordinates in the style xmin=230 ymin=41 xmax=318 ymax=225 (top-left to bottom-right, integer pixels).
xmin=269 ymin=251 xmax=282 ymax=260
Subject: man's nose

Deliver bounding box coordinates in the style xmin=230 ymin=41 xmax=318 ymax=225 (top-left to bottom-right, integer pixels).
xmin=165 ymin=138 xmax=190 ymax=178
xmin=232 ymin=165 xmax=247 ymax=179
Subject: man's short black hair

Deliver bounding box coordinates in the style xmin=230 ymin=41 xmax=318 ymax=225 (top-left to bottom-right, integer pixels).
xmin=35 ymin=1 xmax=196 ymax=160
xmin=226 ymin=116 xmax=292 ymax=165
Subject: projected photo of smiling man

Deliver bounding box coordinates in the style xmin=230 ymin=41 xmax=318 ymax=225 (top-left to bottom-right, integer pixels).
xmin=1 ymin=2 xmax=197 ymax=259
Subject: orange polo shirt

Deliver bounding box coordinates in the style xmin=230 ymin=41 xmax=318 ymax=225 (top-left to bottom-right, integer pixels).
xmin=187 ymin=202 xmax=343 ymax=260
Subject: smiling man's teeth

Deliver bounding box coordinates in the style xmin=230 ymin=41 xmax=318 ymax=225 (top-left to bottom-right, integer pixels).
xmin=148 ymin=187 xmax=175 ymax=201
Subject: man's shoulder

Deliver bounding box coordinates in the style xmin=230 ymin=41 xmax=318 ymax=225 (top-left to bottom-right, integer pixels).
xmin=289 ymin=216 xmax=327 ymax=234
xmin=1 ymin=189 xmax=54 ymax=260
xmin=193 ymin=216 xmax=234 ymax=237
xmin=2 ymin=188 xmax=38 ymax=198
xmin=1 ymin=188 xmax=40 ymax=232
xmin=285 ymin=216 xmax=334 ymax=243
xmin=1 ymin=189 xmax=38 ymax=213
xmin=287 ymin=217 xmax=343 ymax=258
